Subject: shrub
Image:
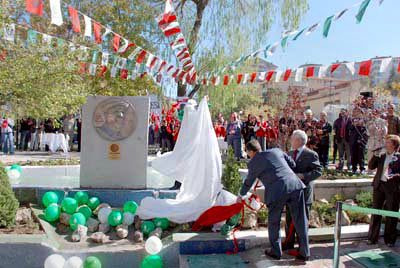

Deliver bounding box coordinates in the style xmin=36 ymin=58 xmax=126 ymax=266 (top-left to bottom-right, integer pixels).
xmin=257 ymin=207 xmax=268 ymax=225
xmin=330 ymin=194 xmax=345 ymax=204
xmin=355 ymin=191 xmax=373 ymax=208
xmin=0 ymin=163 xmax=19 ymax=227
xmin=221 ymin=147 xmax=242 ymax=195
xmin=312 ymin=201 xmax=336 ymax=225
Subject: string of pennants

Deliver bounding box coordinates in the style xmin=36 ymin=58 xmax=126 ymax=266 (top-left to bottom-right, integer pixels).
xmin=206 ymin=0 xmax=384 ymax=79
xmin=200 ymin=57 xmax=400 ymax=87
xmin=23 ymin=0 xmax=197 ymax=85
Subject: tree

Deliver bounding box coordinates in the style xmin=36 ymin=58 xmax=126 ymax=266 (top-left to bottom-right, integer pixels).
xmin=0 ymin=163 xmax=19 ymax=228
xmin=150 ymin=0 xmax=309 ymax=97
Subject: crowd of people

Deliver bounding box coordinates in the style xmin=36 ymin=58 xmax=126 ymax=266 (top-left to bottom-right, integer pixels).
xmin=0 ymin=113 xmax=82 ymax=154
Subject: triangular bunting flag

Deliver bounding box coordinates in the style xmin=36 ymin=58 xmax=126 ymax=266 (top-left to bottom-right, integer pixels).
xmin=237 ymin=74 xmax=243 ymax=84
xmin=281 ymin=36 xmax=289 ymax=51
xmin=26 ymin=0 xmax=43 ymax=16
xmin=250 ymin=72 xmax=258 ymax=83
xmin=397 ymin=61 xmax=400 ymax=73
xmin=359 ymin=60 xmax=372 ymax=76
xmin=49 ymin=0 xmax=63 ymax=26
xmin=93 ymin=21 xmax=102 ymax=43
xmin=113 ymin=34 xmax=121 ymax=52
xmin=4 ymin=24 xmax=16 ymax=42
xmin=356 ymin=0 xmax=371 ymax=24
xmin=306 ymin=67 xmax=314 ymax=78
xmin=136 ymin=50 xmax=147 ymax=64
xmin=68 ymin=6 xmax=81 ymax=33
xmin=331 ymin=63 xmax=340 ymax=73
xmin=379 ymin=58 xmax=392 ymax=73
xmin=283 ymin=69 xmax=292 ymax=81
xmin=295 ymin=68 xmax=304 ymax=82
xmin=318 ymin=65 xmax=328 ymax=78
xmin=84 ymin=15 xmax=92 ymax=37
xmin=27 ymin=29 xmax=37 ymax=44
xmin=266 ymin=71 xmax=274 ymax=81
xmin=345 ymin=62 xmax=356 ymax=75
xmin=323 ymin=16 xmax=334 ymax=38
xmin=334 ymin=9 xmax=348 ymax=21
xmin=101 ymin=53 xmax=110 ymax=66
xmin=306 ymin=23 xmax=320 ymax=36
xmin=275 ymin=71 xmax=283 ymax=82
xmin=242 ymin=74 xmax=249 ymax=84
xmin=223 ymin=75 xmax=229 ymax=86
xmin=293 ymin=28 xmax=306 ymax=41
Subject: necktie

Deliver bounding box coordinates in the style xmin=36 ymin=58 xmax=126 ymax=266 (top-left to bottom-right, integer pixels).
xmin=340 ymin=118 xmax=346 ymax=138
xmin=293 ymin=150 xmax=298 ymax=162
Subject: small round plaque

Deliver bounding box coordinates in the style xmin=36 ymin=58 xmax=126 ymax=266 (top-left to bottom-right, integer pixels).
xmin=93 ymin=98 xmax=137 ymax=141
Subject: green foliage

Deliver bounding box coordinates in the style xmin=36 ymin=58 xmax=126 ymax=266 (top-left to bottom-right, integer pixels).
xmin=312 ymin=201 xmax=336 ymax=226
xmin=221 ymin=147 xmax=242 ymax=195
xmin=330 ymin=194 xmax=345 ymax=205
xmin=257 ymin=207 xmax=268 ymax=225
xmin=0 ymin=163 xmax=20 ymax=228
xmin=355 ymin=191 xmax=373 ymax=208
xmin=346 ymin=211 xmax=366 ymax=223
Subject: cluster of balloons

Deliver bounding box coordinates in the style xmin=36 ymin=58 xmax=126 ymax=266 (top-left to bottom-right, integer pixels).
xmin=42 ymin=191 xmax=101 ymax=231
xmin=44 ymin=254 xmax=102 ymax=268
xmin=96 ymin=200 xmax=138 ymax=227
xmin=5 ymin=164 xmax=22 ymax=182
xmin=141 ymin=218 xmax=169 ymax=236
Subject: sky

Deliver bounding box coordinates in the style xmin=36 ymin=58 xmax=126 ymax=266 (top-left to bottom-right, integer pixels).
xmin=265 ymin=0 xmax=399 ymax=69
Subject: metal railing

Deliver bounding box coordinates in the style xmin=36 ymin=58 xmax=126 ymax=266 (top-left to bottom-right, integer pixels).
xmin=333 ymin=202 xmax=400 ymax=268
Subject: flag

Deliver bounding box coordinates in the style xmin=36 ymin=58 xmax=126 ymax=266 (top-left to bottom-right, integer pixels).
xmin=242 ymin=74 xmax=249 ymax=85
xmin=345 ymin=62 xmax=356 ymax=75
xmin=26 ymin=0 xmax=43 ymax=16
xmin=83 ymin=15 xmax=92 ymax=37
xmin=101 ymin=28 xmax=112 ymax=41
xmin=113 ymin=34 xmax=121 ymax=52
xmin=223 ymin=75 xmax=229 ymax=86
xmin=334 ymin=9 xmax=348 ymax=21
xmin=136 ymin=50 xmax=147 ymax=64
xmin=323 ymin=16 xmax=334 ymax=38
xmin=111 ymin=66 xmax=118 ymax=78
xmin=318 ymin=65 xmax=328 ymax=78
xmin=266 ymin=71 xmax=274 ymax=81
xmin=158 ymin=61 xmax=167 ymax=73
xmin=283 ymin=69 xmax=292 ymax=81
xmin=237 ymin=74 xmax=243 ymax=84
xmin=27 ymin=29 xmax=37 ymax=44
xmin=259 ymin=72 xmax=266 ymax=80
xmin=359 ymin=60 xmax=372 ymax=76
xmin=295 ymin=68 xmax=304 ymax=82
xmin=68 ymin=6 xmax=81 ymax=33
xmin=42 ymin=34 xmax=52 ymax=44
xmin=172 ymin=69 xmax=180 ymax=78
xmin=120 ymin=69 xmax=128 ymax=80
xmin=99 ymin=66 xmax=107 ymax=77
xmin=4 ymin=24 xmax=15 ymax=42
xmin=163 ymin=22 xmax=181 ymax=37
xmin=305 ymin=23 xmax=320 ymax=36
xmin=293 ymin=28 xmax=306 ymax=41
xmin=306 ymin=67 xmax=314 ymax=78
xmin=128 ymin=47 xmax=141 ymax=60
xmin=379 ymin=58 xmax=392 ymax=73
xmin=356 ymin=0 xmax=371 ymax=24
xmin=250 ymin=72 xmax=257 ymax=83
xmin=275 ymin=71 xmax=283 ymax=82
xmin=89 ymin=64 xmax=97 ymax=76
xmin=170 ymin=34 xmax=186 ymax=50
xmin=397 ymin=61 xmax=400 ymax=73
xmin=118 ymin=38 xmax=131 ymax=53
xmin=101 ymin=53 xmax=110 ymax=66
xmin=92 ymin=51 xmax=99 ymax=64
xmin=331 ymin=63 xmax=340 ymax=73
xmin=49 ymin=0 xmax=63 ymax=26
xmin=93 ymin=21 xmax=102 ymax=43
xmin=281 ymin=36 xmax=289 ymax=51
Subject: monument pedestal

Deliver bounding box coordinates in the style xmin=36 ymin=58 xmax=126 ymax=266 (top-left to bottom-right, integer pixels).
xmin=80 ymin=96 xmax=149 ymax=189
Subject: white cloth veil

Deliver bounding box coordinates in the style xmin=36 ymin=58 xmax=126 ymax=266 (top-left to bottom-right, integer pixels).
xmin=137 ymin=97 xmax=234 ymax=223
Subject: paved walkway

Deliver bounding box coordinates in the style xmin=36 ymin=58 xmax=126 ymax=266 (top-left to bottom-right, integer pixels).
xmin=0 ymin=151 xmax=80 ymax=165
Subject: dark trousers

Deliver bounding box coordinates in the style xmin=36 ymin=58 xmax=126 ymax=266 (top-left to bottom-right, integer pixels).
xmin=333 ymin=140 xmax=338 ymax=163
xmin=318 ymin=144 xmax=330 ymax=168
xmin=368 ymin=182 xmax=400 ymax=244
xmin=338 ymin=139 xmax=351 ymax=170
xmin=351 ymin=144 xmax=365 ymax=173
xmin=268 ymin=189 xmax=310 ymax=258
xmin=227 ymin=136 xmax=241 ymax=160
xmin=256 ymin=136 xmax=266 ymax=151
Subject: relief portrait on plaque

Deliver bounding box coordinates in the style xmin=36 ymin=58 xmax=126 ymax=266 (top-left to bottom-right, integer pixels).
xmin=93 ymin=98 xmax=138 ymax=141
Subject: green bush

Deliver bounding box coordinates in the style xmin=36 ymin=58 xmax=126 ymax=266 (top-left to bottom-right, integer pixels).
xmin=0 ymin=163 xmax=19 ymax=227
xmin=257 ymin=207 xmax=268 ymax=225
xmin=355 ymin=191 xmax=373 ymax=208
xmin=221 ymin=147 xmax=242 ymax=195
xmin=312 ymin=201 xmax=336 ymax=225
xmin=330 ymin=194 xmax=345 ymax=204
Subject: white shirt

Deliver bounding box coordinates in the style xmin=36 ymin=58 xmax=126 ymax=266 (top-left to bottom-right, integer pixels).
xmin=294 ymin=145 xmax=306 ymax=161
xmin=381 ymin=152 xmax=394 ymax=182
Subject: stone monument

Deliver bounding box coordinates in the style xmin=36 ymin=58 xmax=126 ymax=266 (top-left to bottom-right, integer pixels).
xmin=80 ymin=96 xmax=149 ymax=189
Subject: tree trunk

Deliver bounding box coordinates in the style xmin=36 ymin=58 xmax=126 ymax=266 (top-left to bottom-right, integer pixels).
xmin=177 ymin=0 xmax=208 ymax=97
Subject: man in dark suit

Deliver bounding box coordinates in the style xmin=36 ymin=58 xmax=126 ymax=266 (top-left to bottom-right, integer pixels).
xmin=367 ymin=135 xmax=400 ymax=247
xmin=283 ymin=129 xmax=322 ymax=251
xmin=333 ymin=109 xmax=353 ymax=170
xmin=237 ymin=140 xmax=310 ymax=261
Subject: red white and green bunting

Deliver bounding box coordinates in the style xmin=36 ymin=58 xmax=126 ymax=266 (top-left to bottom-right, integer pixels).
xmin=208 ymin=0 xmax=380 ymax=78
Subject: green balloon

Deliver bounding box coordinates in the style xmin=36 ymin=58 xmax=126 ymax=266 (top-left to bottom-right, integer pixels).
xmin=141 ymin=221 xmax=156 ymax=236
xmin=83 ymin=256 xmax=102 ymax=268
xmin=153 ymin=218 xmax=169 ymax=230
xmin=78 ymin=205 xmax=92 ymax=220
xmin=61 ymin=197 xmax=78 ymax=214
xmin=108 ymin=210 xmax=123 ymax=227
xmin=87 ymin=197 xmax=100 ymax=210
xmin=70 ymin=212 xmax=87 ymax=231
xmin=141 ymin=255 xmax=163 ymax=268
xmin=44 ymin=205 xmax=61 ymax=222
xmin=221 ymin=224 xmax=233 ymax=236
xmin=42 ymin=192 xmax=59 ymax=208
xmin=123 ymin=201 xmax=138 ymax=214
xmin=227 ymin=213 xmax=240 ymax=227
xmin=74 ymin=191 xmax=89 ymax=206
xmin=10 ymin=164 xmax=22 ymax=173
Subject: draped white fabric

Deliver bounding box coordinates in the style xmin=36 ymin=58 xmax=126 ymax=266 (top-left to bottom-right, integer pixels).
xmin=137 ymin=97 xmax=233 ymax=223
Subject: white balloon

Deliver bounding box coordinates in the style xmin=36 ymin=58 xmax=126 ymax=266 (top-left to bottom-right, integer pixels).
xmin=250 ymin=198 xmax=261 ymax=211
xmin=63 ymin=256 xmax=82 ymax=268
xmin=98 ymin=207 xmax=112 ymax=223
xmin=145 ymin=236 xmax=163 ymax=255
xmin=7 ymin=169 xmax=21 ymax=181
xmin=44 ymin=254 xmax=65 ymax=268
xmin=122 ymin=212 xmax=134 ymax=226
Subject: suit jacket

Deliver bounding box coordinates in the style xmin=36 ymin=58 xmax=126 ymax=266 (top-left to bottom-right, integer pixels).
xmin=289 ymin=148 xmax=322 ymax=205
xmin=239 ymin=148 xmax=305 ymax=206
xmin=333 ymin=116 xmax=352 ymax=143
xmin=369 ymin=152 xmax=400 ymax=191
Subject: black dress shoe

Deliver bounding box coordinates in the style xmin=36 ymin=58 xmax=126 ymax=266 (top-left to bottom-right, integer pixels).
xmin=282 ymin=244 xmax=295 ymax=251
xmin=169 ymin=180 xmax=182 ymax=190
xmin=295 ymin=255 xmax=310 ymax=262
xmin=264 ymin=249 xmax=281 ymax=260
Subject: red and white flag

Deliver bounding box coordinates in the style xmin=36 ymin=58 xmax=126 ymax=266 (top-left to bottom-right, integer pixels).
xmin=26 ymin=0 xmax=43 ymax=16
xmin=359 ymin=60 xmax=372 ymax=76
xmin=68 ymin=6 xmax=81 ymax=33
